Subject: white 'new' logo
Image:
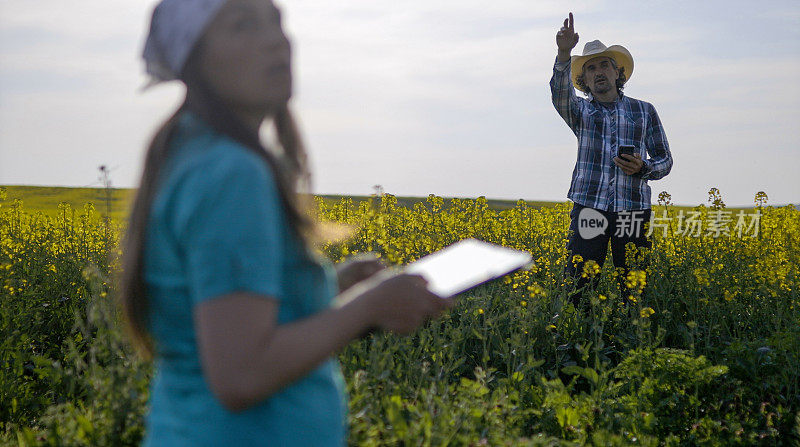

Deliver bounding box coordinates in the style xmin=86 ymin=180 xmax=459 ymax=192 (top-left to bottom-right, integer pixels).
xmin=578 ymin=207 xmax=607 ymax=239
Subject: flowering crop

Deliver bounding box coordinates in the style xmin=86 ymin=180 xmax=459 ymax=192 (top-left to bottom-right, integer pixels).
xmin=2 ymin=188 xmax=799 ymax=445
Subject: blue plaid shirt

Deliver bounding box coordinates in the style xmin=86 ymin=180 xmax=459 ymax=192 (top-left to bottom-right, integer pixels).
xmin=550 ymin=57 xmax=673 ymax=212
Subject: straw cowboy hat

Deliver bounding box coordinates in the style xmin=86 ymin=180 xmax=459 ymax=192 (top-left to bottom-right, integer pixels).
xmin=570 ymin=40 xmax=634 ymax=93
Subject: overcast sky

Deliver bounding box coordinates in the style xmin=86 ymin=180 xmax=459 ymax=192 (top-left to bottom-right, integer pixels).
xmin=1 ymin=0 xmax=799 ymax=206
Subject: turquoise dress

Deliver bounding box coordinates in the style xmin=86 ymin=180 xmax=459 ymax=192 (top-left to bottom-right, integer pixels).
xmin=141 ymin=110 xmax=347 ymax=446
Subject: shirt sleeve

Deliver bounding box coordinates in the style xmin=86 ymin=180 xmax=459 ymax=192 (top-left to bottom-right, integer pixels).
xmin=554 ymin=57 xmax=570 ymax=71
xmin=171 ymin=146 xmax=286 ymax=305
xmin=550 ymin=55 xmax=582 ymax=135
xmin=639 ymin=104 xmax=673 ymax=181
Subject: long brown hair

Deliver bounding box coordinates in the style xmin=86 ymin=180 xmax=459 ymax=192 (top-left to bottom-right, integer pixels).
xmin=117 ymin=37 xmax=314 ymax=359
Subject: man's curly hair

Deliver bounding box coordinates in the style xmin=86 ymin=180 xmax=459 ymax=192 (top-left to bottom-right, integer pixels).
xmin=575 ymin=57 xmax=627 ymax=96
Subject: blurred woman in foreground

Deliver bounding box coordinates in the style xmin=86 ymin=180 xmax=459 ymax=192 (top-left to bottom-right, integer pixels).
xmin=119 ymin=0 xmax=453 ymax=445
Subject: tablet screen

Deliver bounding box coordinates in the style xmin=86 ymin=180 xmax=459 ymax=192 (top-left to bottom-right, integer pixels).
xmin=404 ymin=238 xmax=533 ymax=297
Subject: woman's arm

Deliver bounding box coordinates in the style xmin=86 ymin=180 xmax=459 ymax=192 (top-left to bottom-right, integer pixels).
xmin=195 ymin=273 xmax=450 ymax=412
xmin=176 ymin=144 xmax=448 ymax=412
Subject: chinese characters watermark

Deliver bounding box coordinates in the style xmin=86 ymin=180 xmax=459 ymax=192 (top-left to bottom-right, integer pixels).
xmin=577 ymin=208 xmax=762 ymax=239
xmin=644 ymin=209 xmax=761 ymax=238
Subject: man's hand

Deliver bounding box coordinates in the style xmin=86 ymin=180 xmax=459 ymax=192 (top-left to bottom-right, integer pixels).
xmin=556 ymin=12 xmax=579 ymax=61
xmin=614 ymin=153 xmax=645 ymax=176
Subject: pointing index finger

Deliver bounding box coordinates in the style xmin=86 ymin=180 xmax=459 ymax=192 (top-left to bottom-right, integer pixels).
xmin=569 ymin=12 xmax=574 ymax=31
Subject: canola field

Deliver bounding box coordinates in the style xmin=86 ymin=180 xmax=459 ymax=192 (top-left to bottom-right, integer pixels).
xmin=1 ymin=185 xmax=799 ymax=446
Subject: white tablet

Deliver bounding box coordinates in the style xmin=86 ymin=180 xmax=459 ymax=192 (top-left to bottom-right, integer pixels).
xmin=404 ymin=238 xmax=533 ymax=298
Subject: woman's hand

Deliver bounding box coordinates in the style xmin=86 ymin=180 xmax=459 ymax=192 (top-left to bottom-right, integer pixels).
xmin=361 ymin=273 xmax=454 ymax=335
xmin=335 ymin=254 xmax=386 ymax=292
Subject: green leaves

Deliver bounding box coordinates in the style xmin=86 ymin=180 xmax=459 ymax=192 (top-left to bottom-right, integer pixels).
xmin=561 ymin=365 xmax=600 ymax=387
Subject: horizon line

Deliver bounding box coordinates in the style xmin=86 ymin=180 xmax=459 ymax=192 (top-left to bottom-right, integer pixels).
xmin=1 ymin=183 xmax=796 ymax=209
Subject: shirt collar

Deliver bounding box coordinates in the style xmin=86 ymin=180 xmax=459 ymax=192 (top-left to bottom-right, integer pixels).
xmin=589 ymin=91 xmax=625 ymax=105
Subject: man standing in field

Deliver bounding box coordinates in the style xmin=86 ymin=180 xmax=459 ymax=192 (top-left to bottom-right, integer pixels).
xmin=550 ymin=13 xmax=673 ymax=308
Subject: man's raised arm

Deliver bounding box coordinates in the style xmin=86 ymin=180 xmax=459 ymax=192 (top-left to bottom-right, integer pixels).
xmin=550 ymin=12 xmax=581 ymax=134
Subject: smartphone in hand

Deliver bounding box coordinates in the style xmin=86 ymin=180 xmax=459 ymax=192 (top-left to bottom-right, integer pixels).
xmin=617 ymin=145 xmax=635 ymax=159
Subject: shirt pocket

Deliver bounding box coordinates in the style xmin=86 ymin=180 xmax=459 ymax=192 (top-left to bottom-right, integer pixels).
xmin=619 ymin=114 xmax=646 ymax=156
xmin=580 ymin=110 xmax=606 ymax=162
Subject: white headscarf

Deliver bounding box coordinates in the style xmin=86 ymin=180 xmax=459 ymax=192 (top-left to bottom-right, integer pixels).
xmin=140 ymin=0 xmax=228 ymax=90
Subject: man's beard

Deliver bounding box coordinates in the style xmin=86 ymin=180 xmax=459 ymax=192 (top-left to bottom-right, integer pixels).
xmin=592 ymin=78 xmax=612 ymax=95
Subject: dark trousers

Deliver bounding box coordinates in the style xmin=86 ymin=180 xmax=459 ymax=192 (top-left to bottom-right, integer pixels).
xmin=564 ymin=203 xmax=651 ymax=309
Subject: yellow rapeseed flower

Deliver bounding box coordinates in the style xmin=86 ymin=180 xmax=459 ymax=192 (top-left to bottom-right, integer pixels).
xmin=527 ymin=283 xmax=546 ymax=298
xmin=625 ymin=270 xmax=647 ymax=292
xmin=581 ymin=260 xmax=601 ymax=279
xmin=640 ymin=307 xmax=655 ymax=318
xmin=694 ymin=268 xmax=710 ymax=287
